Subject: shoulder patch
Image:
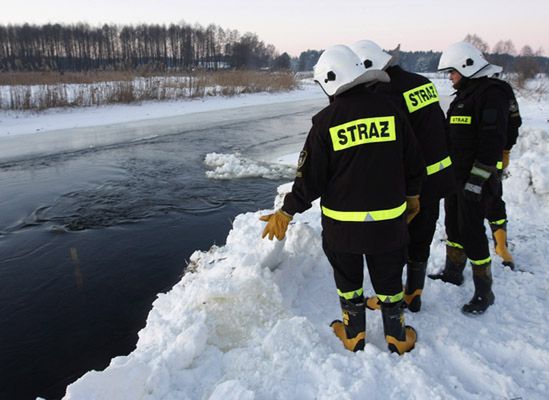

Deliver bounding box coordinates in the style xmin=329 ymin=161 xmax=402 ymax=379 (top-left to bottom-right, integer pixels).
xmin=297 ymin=150 xmax=307 ymax=169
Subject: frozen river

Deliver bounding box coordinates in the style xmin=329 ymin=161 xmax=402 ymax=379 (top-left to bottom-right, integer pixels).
xmin=0 ymin=98 xmax=323 ymax=399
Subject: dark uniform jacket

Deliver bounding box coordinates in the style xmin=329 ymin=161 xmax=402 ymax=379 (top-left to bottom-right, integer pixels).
xmin=446 ymin=77 xmax=508 ymax=183
xmin=489 ymin=78 xmax=522 ymax=150
xmin=282 ymin=85 xmax=425 ymax=255
xmin=375 ymin=65 xmax=455 ymax=205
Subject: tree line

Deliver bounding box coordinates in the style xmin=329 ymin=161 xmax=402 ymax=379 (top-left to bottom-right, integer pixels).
xmin=0 ymin=22 xmax=293 ymax=72
xmin=1 ymin=25 xmax=546 ymax=76
xmin=295 ymin=35 xmax=548 ymax=77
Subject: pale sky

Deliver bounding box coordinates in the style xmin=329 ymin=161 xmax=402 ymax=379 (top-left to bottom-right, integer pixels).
xmin=1 ymin=0 xmax=547 ymax=56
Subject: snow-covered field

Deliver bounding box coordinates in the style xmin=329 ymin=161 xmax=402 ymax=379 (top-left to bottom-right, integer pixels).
xmin=0 ymin=79 xmax=323 ymax=139
xmin=0 ymin=80 xmax=326 ymax=164
xmin=8 ymin=76 xmax=548 ymax=399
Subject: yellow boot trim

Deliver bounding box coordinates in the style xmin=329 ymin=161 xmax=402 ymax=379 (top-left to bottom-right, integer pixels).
xmin=404 ymin=289 xmax=422 ymax=306
xmin=366 ymin=296 xmax=381 ymax=311
xmin=493 ymin=229 xmax=514 ymax=263
xmin=331 ymin=321 xmax=366 ymax=352
xmin=386 ymin=326 xmax=417 ymax=355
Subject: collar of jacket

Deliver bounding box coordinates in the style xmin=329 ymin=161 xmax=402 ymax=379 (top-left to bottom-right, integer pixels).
xmin=385 ymin=65 xmax=403 ymax=75
xmin=454 ymin=76 xmax=490 ymax=96
xmin=335 ymin=84 xmax=372 ymax=98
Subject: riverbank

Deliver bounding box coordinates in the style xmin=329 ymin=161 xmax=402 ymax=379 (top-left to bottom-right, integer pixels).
xmin=62 ymin=76 xmax=549 ymax=399
xmin=0 ymin=71 xmax=298 ymax=110
xmin=0 ymin=80 xmax=325 ymax=164
xmin=3 ymin=73 xmax=546 ymax=399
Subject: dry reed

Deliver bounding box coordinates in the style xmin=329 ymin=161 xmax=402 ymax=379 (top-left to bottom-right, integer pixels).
xmin=0 ymin=71 xmax=298 ymax=110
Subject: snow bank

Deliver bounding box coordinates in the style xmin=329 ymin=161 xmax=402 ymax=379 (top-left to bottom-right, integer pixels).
xmin=204 ymin=152 xmax=296 ymax=180
xmin=65 ymin=81 xmax=549 ymax=399
xmin=507 ymin=128 xmax=549 ymax=199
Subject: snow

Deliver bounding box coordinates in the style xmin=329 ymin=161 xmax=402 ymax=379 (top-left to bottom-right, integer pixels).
xmin=204 ymin=153 xmax=296 ymax=180
xmin=0 ymin=80 xmax=323 ymax=138
xmin=0 ymin=80 xmax=324 ymax=163
xmin=10 ymin=75 xmax=548 ymax=399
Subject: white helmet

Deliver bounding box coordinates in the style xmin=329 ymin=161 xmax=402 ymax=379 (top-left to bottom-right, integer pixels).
xmin=349 ymin=40 xmax=393 ymax=71
xmin=438 ymin=41 xmax=502 ymax=78
xmin=313 ymin=44 xmax=389 ymax=96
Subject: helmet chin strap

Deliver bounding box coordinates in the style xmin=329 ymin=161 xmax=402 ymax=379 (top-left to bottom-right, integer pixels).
xmin=470 ymin=63 xmax=503 ymax=79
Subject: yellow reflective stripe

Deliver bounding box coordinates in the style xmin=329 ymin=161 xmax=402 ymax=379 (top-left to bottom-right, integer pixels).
xmin=403 ymin=82 xmax=439 ymax=113
xmin=322 ymin=202 xmax=406 ymax=222
xmin=426 ymin=155 xmax=452 ymax=175
xmin=446 ymin=240 xmax=464 ymax=249
xmin=470 ymin=257 xmax=491 ymax=266
xmin=490 ymin=219 xmax=507 ymax=226
xmin=497 ymin=161 xmax=503 ymax=170
xmin=450 ymin=116 xmax=472 ymax=124
xmin=377 ymin=291 xmax=404 ymax=304
xmin=329 ymin=116 xmax=396 ymax=152
xmin=337 ymin=288 xmax=364 ymax=300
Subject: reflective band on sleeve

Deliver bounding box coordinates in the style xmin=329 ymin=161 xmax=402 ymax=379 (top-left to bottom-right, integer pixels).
xmin=322 ymin=202 xmax=406 ymax=222
xmin=464 ymin=183 xmax=482 ymax=194
xmin=376 ymin=291 xmax=404 ymax=304
xmin=426 ymin=156 xmax=452 ymax=175
xmin=497 ymin=161 xmax=503 ymax=170
xmin=329 ymin=116 xmax=396 ymax=151
xmin=403 ymin=82 xmax=439 ymax=113
xmin=489 ymin=219 xmax=507 ymax=226
xmin=450 ymin=116 xmax=472 ymax=124
xmin=337 ymin=288 xmax=364 ymax=300
xmin=471 ymin=166 xmax=491 ymax=179
xmin=470 ymin=257 xmax=491 ymax=266
xmin=446 ymin=240 xmax=464 ymax=249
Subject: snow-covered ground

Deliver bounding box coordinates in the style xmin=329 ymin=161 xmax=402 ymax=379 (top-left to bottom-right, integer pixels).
xmin=0 ymin=83 xmax=326 ymax=163
xmin=10 ymin=76 xmax=548 ymax=399
xmin=0 ymin=80 xmax=323 ymax=138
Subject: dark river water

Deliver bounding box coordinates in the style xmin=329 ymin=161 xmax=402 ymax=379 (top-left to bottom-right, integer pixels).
xmin=0 ymin=103 xmax=316 ymax=399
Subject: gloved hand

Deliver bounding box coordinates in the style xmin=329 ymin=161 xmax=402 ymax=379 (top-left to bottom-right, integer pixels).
xmin=405 ymin=195 xmax=420 ymax=224
xmin=464 ymin=162 xmax=492 ymax=202
xmin=260 ymin=209 xmax=293 ymax=240
xmin=502 ymin=150 xmax=511 ymax=170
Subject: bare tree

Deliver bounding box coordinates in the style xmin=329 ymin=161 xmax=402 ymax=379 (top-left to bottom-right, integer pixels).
xmin=520 ymin=45 xmax=535 ymax=57
xmin=515 ymin=44 xmax=540 ymax=86
xmin=463 ymin=33 xmax=490 ymax=54
xmin=493 ymin=40 xmax=516 ymax=55
xmin=0 ymin=22 xmax=282 ymax=72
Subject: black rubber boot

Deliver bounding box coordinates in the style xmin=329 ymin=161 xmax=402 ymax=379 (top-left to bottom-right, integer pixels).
xmin=490 ymin=224 xmax=515 ymax=270
xmin=381 ymin=301 xmax=416 ymax=355
xmin=428 ymin=245 xmax=467 ymax=286
xmin=462 ymin=263 xmax=495 ymax=315
xmin=404 ymin=261 xmax=427 ymax=312
xmin=330 ymin=296 xmax=366 ymax=352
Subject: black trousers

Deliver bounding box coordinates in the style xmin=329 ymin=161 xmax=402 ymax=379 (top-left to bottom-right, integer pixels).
xmin=322 ymin=244 xmax=406 ymax=298
xmin=485 ymin=179 xmax=507 ymax=224
xmin=408 ymin=201 xmax=441 ymax=262
xmin=445 ymin=187 xmax=493 ymax=263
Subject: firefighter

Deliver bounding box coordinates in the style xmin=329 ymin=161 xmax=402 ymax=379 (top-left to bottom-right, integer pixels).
xmin=429 ymin=41 xmax=508 ymax=314
xmin=259 ymin=45 xmax=425 ymax=354
xmin=349 ymin=40 xmax=456 ymax=313
xmin=484 ymin=73 xmax=521 ymax=270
